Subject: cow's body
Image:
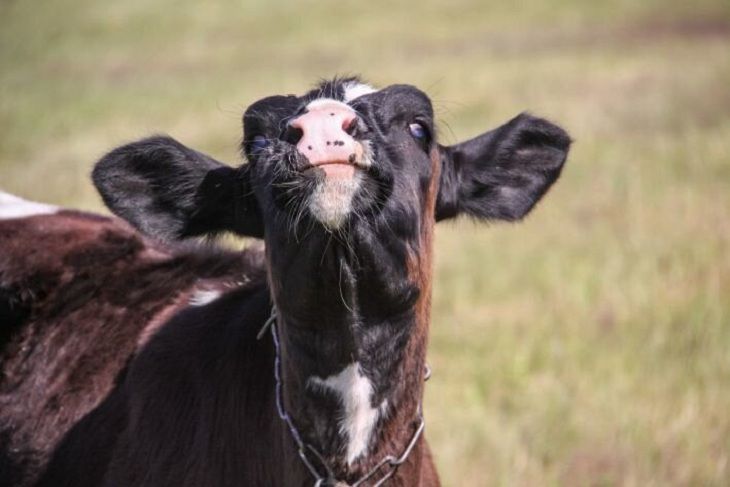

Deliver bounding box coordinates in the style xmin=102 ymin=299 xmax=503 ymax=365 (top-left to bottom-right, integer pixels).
xmin=0 ymin=204 xmax=438 ymax=486
xmin=0 ymin=76 xmax=569 ymax=486
xmin=0 ymin=206 xmax=267 ymax=486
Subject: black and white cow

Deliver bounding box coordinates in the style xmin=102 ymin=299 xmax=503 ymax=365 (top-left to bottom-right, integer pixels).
xmin=0 ymin=77 xmax=570 ymax=486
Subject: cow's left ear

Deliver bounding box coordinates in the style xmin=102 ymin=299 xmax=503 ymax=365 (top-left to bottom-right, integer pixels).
xmin=436 ymin=113 xmax=571 ymax=222
xmin=93 ymin=136 xmax=264 ymax=240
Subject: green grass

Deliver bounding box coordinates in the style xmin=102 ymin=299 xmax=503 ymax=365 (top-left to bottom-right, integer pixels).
xmin=2 ymin=0 xmax=729 ymax=484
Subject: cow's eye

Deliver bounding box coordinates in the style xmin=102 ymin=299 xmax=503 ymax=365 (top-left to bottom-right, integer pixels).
xmin=408 ymin=122 xmax=428 ymax=141
xmin=250 ymin=135 xmax=269 ymax=153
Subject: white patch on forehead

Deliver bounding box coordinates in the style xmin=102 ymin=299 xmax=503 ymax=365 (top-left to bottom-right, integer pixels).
xmin=189 ymin=289 xmax=222 ymax=307
xmin=308 ymin=362 xmax=383 ymax=465
xmin=0 ymin=191 xmax=58 ymax=220
xmin=343 ymin=82 xmax=377 ymax=102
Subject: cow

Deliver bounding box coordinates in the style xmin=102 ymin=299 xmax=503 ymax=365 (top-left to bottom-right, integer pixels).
xmin=0 ymin=77 xmax=570 ymax=486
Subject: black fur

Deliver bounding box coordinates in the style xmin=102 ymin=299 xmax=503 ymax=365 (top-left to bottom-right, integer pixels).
xmin=38 ymin=286 xmax=279 ymax=487
xmin=0 ymin=286 xmax=29 ymax=351
xmin=93 ymin=136 xmax=264 ymax=240
xmin=436 ymin=112 xmax=571 ymax=221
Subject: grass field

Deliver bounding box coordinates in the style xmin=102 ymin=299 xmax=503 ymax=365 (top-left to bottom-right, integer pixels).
xmin=2 ymin=0 xmax=729 ymax=484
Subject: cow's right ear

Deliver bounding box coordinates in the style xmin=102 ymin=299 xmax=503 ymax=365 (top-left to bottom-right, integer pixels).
xmin=92 ymin=136 xmax=263 ymax=240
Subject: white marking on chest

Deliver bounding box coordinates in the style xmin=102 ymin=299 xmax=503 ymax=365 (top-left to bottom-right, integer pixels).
xmin=343 ymin=82 xmax=377 ymax=102
xmin=0 ymin=191 xmax=58 ymax=220
xmin=189 ymin=289 xmax=222 ymax=306
xmin=308 ymin=362 xmax=383 ymax=465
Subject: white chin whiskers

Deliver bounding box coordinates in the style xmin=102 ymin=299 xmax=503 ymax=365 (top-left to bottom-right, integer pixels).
xmin=308 ymin=171 xmax=363 ymax=230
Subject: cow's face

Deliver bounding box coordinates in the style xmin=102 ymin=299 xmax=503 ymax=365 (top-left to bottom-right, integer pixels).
xmin=242 ymin=81 xmax=438 ymax=236
xmin=92 ymin=77 xmax=571 ymax=244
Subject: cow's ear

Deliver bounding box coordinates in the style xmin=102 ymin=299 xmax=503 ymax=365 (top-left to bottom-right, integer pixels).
xmin=436 ymin=113 xmax=571 ymax=222
xmin=92 ymin=136 xmax=263 ymax=240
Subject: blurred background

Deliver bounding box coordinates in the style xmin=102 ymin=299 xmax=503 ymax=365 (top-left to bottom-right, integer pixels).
xmin=1 ymin=0 xmax=729 ymax=484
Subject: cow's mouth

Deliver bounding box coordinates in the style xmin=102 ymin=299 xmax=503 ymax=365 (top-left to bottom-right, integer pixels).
xmin=295 ymin=159 xmax=367 ymax=230
xmin=302 ymin=160 xmax=364 ymax=180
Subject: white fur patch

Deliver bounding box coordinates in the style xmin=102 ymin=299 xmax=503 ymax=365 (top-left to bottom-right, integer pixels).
xmin=189 ymin=289 xmax=222 ymax=306
xmin=343 ymin=82 xmax=377 ymax=102
xmin=0 ymin=191 xmax=57 ymax=220
xmin=308 ymin=171 xmax=363 ymax=230
xmin=308 ymin=362 xmax=383 ymax=465
xmin=307 ymin=141 xmax=373 ymax=230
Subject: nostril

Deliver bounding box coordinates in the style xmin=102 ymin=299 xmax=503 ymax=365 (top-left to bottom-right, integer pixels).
xmin=282 ymin=124 xmax=304 ymax=145
xmin=343 ymin=116 xmax=358 ymax=136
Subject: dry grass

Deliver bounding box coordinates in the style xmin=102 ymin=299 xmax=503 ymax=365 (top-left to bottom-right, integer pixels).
xmin=2 ymin=0 xmax=729 ymax=484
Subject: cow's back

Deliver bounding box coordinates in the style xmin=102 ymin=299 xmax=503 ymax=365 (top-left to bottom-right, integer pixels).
xmin=0 ymin=196 xmax=266 ymax=486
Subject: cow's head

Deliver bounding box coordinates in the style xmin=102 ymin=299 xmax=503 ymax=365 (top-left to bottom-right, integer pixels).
xmin=93 ymin=77 xmax=570 ymax=245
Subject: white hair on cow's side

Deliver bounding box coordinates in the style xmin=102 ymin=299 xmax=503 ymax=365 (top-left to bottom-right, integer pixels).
xmin=189 ymin=289 xmax=222 ymax=307
xmin=0 ymin=191 xmax=58 ymax=220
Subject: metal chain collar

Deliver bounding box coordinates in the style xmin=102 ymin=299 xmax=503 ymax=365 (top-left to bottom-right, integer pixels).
xmin=258 ymin=308 xmax=428 ymax=487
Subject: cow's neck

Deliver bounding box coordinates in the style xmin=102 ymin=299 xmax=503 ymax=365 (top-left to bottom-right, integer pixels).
xmin=265 ymin=216 xmax=434 ymax=482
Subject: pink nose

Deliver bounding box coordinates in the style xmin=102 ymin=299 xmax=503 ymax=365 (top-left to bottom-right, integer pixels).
xmin=291 ymin=101 xmax=362 ymax=167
